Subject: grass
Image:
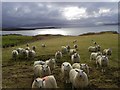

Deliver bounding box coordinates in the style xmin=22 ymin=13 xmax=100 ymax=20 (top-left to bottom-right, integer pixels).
xmin=2 ymin=33 xmax=120 ymax=88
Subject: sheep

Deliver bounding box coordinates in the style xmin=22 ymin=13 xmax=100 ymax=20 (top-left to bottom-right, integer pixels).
xmin=28 ymin=50 xmax=36 ymax=59
xmin=90 ymin=52 xmax=102 ymax=61
xmin=32 ymin=46 xmax=36 ymax=51
xmin=16 ymin=48 xmax=23 ymax=54
xmin=12 ymin=50 xmax=18 ymax=60
xmin=80 ymin=64 xmax=89 ymax=75
xmin=66 ymin=45 xmax=70 ymax=52
xmin=74 ymin=44 xmax=78 ymax=49
xmin=32 ymin=75 xmax=58 ymax=88
xmin=96 ymin=55 xmax=109 ymax=73
xmin=45 ymin=58 xmax=56 ymax=71
xmin=34 ymin=60 xmax=45 ymax=66
xmin=21 ymin=49 xmax=29 ymax=59
xmin=69 ymin=69 xmax=88 ymax=88
xmin=72 ymin=63 xmax=80 ymax=69
xmin=96 ymin=45 xmax=101 ymax=51
xmin=25 ymin=47 xmax=30 ymax=50
xmin=55 ymin=51 xmax=62 ymax=60
xmin=69 ymin=49 xmax=77 ymax=55
xmin=41 ymin=44 xmax=46 ymax=47
xmin=103 ymin=48 xmax=112 ymax=56
xmin=61 ymin=62 xmax=73 ymax=83
xmin=88 ymin=46 xmax=97 ymax=52
xmin=73 ymin=40 xmax=77 ymax=43
xmin=61 ymin=46 xmax=68 ymax=54
xmin=34 ymin=64 xmax=51 ymax=78
xmin=71 ymin=53 xmax=80 ymax=63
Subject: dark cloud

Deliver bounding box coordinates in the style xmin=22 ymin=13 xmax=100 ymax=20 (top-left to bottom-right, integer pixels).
xmin=2 ymin=2 xmax=118 ymax=28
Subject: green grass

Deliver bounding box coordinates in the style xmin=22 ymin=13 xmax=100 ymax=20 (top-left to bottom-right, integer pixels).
xmin=2 ymin=33 xmax=119 ymax=88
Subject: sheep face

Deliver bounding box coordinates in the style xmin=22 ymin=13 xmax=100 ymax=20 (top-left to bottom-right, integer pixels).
xmin=62 ymin=63 xmax=71 ymax=72
xmin=49 ymin=59 xmax=56 ymax=64
xmin=42 ymin=65 xmax=50 ymax=72
xmin=75 ymin=69 xmax=84 ymax=78
xmin=35 ymin=78 xmax=44 ymax=88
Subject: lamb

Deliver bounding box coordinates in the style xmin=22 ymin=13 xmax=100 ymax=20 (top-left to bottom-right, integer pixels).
xmin=90 ymin=52 xmax=102 ymax=61
xmin=12 ymin=50 xmax=18 ymax=60
xmin=41 ymin=44 xmax=46 ymax=47
xmin=32 ymin=75 xmax=58 ymax=88
xmin=34 ymin=60 xmax=45 ymax=66
xmin=66 ymin=45 xmax=70 ymax=52
xmin=74 ymin=44 xmax=78 ymax=49
xmin=88 ymin=46 xmax=97 ymax=52
xmin=34 ymin=64 xmax=51 ymax=78
xmin=69 ymin=49 xmax=77 ymax=55
xmin=103 ymin=48 xmax=112 ymax=56
xmin=72 ymin=63 xmax=80 ymax=69
xmin=45 ymin=58 xmax=56 ymax=71
xmin=32 ymin=46 xmax=36 ymax=51
xmin=96 ymin=55 xmax=109 ymax=72
xmin=28 ymin=50 xmax=36 ymax=59
xmin=71 ymin=53 xmax=80 ymax=63
xmin=61 ymin=46 xmax=68 ymax=54
xmin=55 ymin=51 xmax=62 ymax=60
xmin=80 ymin=64 xmax=89 ymax=75
xmin=61 ymin=62 xmax=73 ymax=83
xmin=69 ymin=69 xmax=88 ymax=88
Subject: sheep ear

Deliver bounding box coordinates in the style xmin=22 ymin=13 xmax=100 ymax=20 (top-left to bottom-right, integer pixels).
xmin=75 ymin=69 xmax=79 ymax=73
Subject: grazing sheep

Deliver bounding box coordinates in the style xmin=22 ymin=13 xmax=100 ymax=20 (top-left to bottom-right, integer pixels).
xmin=55 ymin=51 xmax=62 ymax=60
xmin=71 ymin=53 xmax=80 ymax=63
xmin=80 ymin=64 xmax=89 ymax=75
xmin=61 ymin=46 xmax=68 ymax=54
xmin=45 ymin=58 xmax=56 ymax=71
xmin=61 ymin=62 xmax=73 ymax=83
xmin=28 ymin=50 xmax=36 ymax=59
xmin=103 ymin=48 xmax=112 ymax=56
xmin=66 ymin=45 xmax=70 ymax=52
xmin=12 ymin=50 xmax=18 ymax=60
xmin=74 ymin=44 xmax=78 ymax=49
xmin=34 ymin=64 xmax=51 ymax=78
xmin=32 ymin=46 xmax=36 ymax=51
xmin=69 ymin=69 xmax=88 ymax=88
xmin=73 ymin=40 xmax=77 ymax=43
xmin=96 ymin=55 xmax=109 ymax=72
xmin=72 ymin=63 xmax=80 ymax=69
xmin=88 ymin=46 xmax=97 ymax=52
xmin=90 ymin=52 xmax=102 ymax=61
xmin=32 ymin=75 xmax=58 ymax=88
xmin=34 ymin=60 xmax=45 ymax=66
xmin=41 ymin=44 xmax=46 ymax=47
xmin=69 ymin=49 xmax=77 ymax=55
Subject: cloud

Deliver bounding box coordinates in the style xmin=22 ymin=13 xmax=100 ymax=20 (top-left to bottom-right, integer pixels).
xmin=2 ymin=2 xmax=118 ymax=28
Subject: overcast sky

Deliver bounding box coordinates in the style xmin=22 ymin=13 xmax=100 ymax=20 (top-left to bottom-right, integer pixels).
xmin=2 ymin=2 xmax=118 ymax=28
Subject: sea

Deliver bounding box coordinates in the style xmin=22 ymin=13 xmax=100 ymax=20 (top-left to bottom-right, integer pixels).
xmin=2 ymin=25 xmax=118 ymax=36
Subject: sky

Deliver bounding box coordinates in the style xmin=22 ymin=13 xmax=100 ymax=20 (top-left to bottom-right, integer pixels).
xmin=2 ymin=2 xmax=118 ymax=28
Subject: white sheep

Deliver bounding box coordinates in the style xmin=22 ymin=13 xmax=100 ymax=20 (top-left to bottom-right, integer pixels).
xmin=71 ymin=53 xmax=80 ymax=63
xmin=25 ymin=47 xmax=30 ymax=50
xmin=32 ymin=46 xmax=36 ymax=51
xmin=80 ymin=64 xmax=89 ymax=75
xmin=32 ymin=75 xmax=58 ymax=88
xmin=41 ymin=44 xmax=46 ymax=47
xmin=61 ymin=62 xmax=73 ymax=83
xmin=61 ymin=46 xmax=68 ymax=54
xmin=90 ymin=52 xmax=102 ymax=61
xmin=34 ymin=64 xmax=51 ymax=78
xmin=103 ymin=48 xmax=112 ymax=56
xmin=55 ymin=51 xmax=62 ymax=60
xmin=34 ymin=60 xmax=45 ymax=66
xmin=69 ymin=49 xmax=77 ymax=55
xmin=16 ymin=48 xmax=23 ymax=54
xmin=45 ymin=58 xmax=56 ymax=71
xmin=72 ymin=63 xmax=80 ymax=69
xmin=28 ymin=50 xmax=36 ymax=59
xmin=12 ymin=50 xmax=18 ymax=60
xmin=69 ymin=69 xmax=88 ymax=88
xmin=21 ymin=49 xmax=29 ymax=59
xmin=96 ymin=55 xmax=109 ymax=72
xmin=88 ymin=46 xmax=97 ymax=52
xmin=74 ymin=44 xmax=78 ymax=49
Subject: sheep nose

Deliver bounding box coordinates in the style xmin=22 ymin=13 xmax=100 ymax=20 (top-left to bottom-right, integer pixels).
xmin=80 ymin=75 xmax=82 ymax=77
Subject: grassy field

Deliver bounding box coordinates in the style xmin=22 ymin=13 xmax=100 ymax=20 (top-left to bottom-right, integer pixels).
xmin=2 ymin=33 xmax=120 ymax=88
